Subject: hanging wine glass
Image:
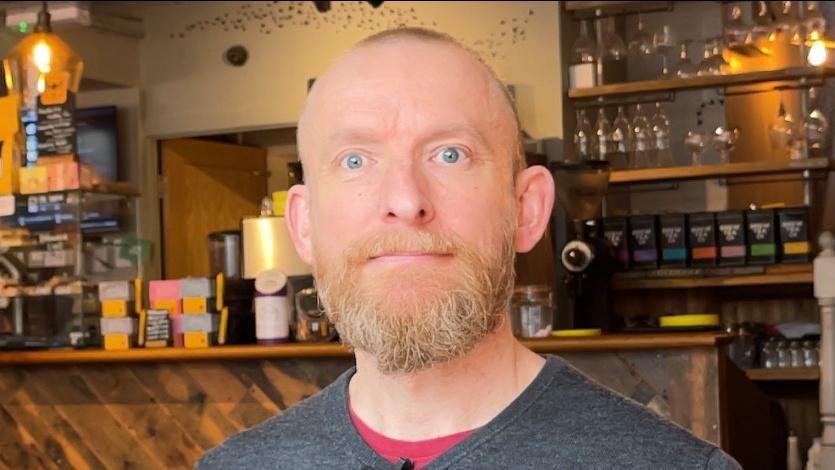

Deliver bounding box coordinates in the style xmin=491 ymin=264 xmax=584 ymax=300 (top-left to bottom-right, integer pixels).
xmin=803 ymin=1 xmax=826 ymax=41
xmin=611 ymin=105 xmax=633 ymax=169
xmin=712 ymin=126 xmax=740 ymax=165
xmin=628 ymin=14 xmax=654 ymax=56
xmin=675 ymin=40 xmax=698 ymax=78
xmin=774 ymin=1 xmax=800 ymax=42
xmin=770 ymin=98 xmax=798 ymax=159
xmin=653 ymin=24 xmax=676 ymax=78
xmin=803 ymin=87 xmax=828 ymax=156
xmin=725 ymin=4 xmax=751 ymax=47
xmin=599 ymin=16 xmax=627 ymax=61
xmin=651 ymin=103 xmax=675 ymax=167
xmin=592 ymin=108 xmax=613 ymax=161
xmin=574 ymin=109 xmax=594 ymax=161
xmin=572 ymin=20 xmax=597 ymax=64
xmin=631 ymin=104 xmax=653 ymax=168
xmin=751 ymin=1 xmax=775 ymax=43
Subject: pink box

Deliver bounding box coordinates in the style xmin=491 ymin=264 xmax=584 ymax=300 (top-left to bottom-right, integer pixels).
xmin=149 ymin=280 xmax=181 ymax=302
xmin=170 ymin=314 xmax=184 ymax=348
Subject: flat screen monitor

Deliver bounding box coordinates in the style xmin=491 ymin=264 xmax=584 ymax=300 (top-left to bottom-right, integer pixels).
xmin=75 ymin=106 xmax=119 ymax=182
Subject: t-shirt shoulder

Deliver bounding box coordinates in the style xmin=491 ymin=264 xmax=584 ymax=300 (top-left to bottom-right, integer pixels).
xmin=195 ymin=367 xmax=355 ymax=469
xmin=523 ymin=355 xmax=740 ymax=469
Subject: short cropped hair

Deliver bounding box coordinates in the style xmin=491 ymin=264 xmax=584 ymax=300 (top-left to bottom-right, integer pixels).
xmin=353 ymin=27 xmax=526 ymax=175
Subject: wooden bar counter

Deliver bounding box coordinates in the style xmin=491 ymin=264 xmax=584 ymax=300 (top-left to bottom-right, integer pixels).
xmin=0 ymin=332 xmax=773 ymax=469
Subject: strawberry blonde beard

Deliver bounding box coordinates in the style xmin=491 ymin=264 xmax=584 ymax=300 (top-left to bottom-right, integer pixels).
xmin=313 ymin=223 xmax=517 ymax=375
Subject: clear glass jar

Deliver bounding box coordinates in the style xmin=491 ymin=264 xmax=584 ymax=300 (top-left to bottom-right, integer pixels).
xmin=761 ymin=337 xmax=778 ymax=368
xmin=789 ymin=340 xmax=804 ymax=368
xmin=510 ymin=286 xmax=554 ymax=339
xmin=777 ymin=340 xmax=790 ymax=368
xmin=802 ymin=340 xmax=819 ymax=368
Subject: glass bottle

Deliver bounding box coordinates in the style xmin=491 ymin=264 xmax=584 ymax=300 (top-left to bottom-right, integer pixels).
xmin=762 ymin=337 xmax=778 ymax=368
xmin=592 ymin=107 xmax=613 ymax=161
xmin=804 ymin=1 xmax=826 ymax=41
xmin=572 ymin=20 xmax=597 ymax=64
xmin=708 ymin=37 xmax=730 ymax=75
xmin=510 ymin=285 xmax=554 ymax=338
xmin=651 ymin=103 xmax=675 ymax=167
xmin=653 ymin=24 xmax=676 ymax=78
xmin=631 ymin=104 xmax=653 ymax=168
xmin=574 ymin=109 xmax=593 ymax=161
xmin=611 ymin=105 xmax=633 ymax=169
xmin=770 ymin=100 xmax=798 ymax=158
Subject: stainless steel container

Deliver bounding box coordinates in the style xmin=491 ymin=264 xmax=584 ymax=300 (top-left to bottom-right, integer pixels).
xmin=208 ymin=230 xmax=241 ymax=279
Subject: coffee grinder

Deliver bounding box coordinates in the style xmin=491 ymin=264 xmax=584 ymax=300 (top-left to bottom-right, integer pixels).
xmin=550 ymin=160 xmax=615 ymax=333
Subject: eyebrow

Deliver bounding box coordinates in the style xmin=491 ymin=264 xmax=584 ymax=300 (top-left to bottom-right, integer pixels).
xmin=325 ymin=123 xmax=491 ymax=148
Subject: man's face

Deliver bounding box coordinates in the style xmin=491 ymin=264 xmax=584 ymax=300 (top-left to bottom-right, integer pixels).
xmin=292 ymin=39 xmax=525 ymax=373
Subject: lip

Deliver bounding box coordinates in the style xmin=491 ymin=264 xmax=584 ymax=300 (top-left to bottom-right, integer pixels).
xmin=368 ymin=253 xmax=452 ymax=263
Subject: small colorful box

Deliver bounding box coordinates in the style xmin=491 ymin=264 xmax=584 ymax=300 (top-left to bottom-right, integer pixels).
xmin=746 ymin=209 xmax=777 ymax=264
xmin=104 ymin=333 xmax=130 ymax=350
xmin=688 ymin=213 xmax=718 ymax=267
xmin=180 ymin=278 xmax=215 ymax=298
xmin=184 ymin=331 xmax=210 ymax=349
xmin=602 ymin=217 xmax=630 ymax=270
xmin=183 ymin=297 xmax=214 ymax=314
xmin=149 ymin=280 xmax=180 ymax=302
xmin=659 ymin=214 xmax=688 ymax=268
xmin=102 ymin=299 xmax=131 ymax=318
xmin=19 ymin=166 xmax=48 ymax=194
xmin=629 ymin=215 xmax=659 ymax=270
xmin=151 ymin=299 xmax=182 ymax=315
xmin=717 ymin=211 xmax=746 ymax=266
xmin=778 ymin=207 xmax=811 ymax=263
xmin=99 ymin=281 xmax=134 ymax=301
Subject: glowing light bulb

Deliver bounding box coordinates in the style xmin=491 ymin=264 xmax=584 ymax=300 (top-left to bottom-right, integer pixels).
xmin=33 ymin=41 xmax=52 ymax=74
xmin=808 ymin=40 xmax=827 ymax=66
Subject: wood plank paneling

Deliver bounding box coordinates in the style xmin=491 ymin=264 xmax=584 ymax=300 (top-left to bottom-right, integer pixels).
xmin=0 ymin=350 xmax=761 ymax=469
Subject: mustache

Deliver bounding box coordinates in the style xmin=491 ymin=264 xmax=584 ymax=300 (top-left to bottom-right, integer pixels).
xmin=343 ymin=231 xmax=462 ymax=264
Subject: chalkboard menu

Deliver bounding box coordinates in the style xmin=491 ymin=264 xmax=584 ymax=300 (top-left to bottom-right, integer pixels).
xmin=36 ymin=84 xmax=77 ymax=158
xmin=144 ymin=309 xmax=171 ymax=348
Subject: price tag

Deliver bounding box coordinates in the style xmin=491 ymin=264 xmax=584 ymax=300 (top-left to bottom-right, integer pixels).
xmin=0 ymin=195 xmax=14 ymax=216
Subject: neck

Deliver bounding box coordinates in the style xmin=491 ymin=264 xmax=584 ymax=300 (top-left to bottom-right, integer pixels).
xmin=347 ymin=320 xmax=545 ymax=441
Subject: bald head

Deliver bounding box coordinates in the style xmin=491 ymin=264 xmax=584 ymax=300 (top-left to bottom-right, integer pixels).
xmin=297 ymin=27 xmax=524 ymax=185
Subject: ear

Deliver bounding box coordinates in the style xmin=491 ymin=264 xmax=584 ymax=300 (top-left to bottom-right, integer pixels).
xmin=514 ymin=165 xmax=555 ymax=253
xmin=285 ymin=184 xmax=314 ymax=265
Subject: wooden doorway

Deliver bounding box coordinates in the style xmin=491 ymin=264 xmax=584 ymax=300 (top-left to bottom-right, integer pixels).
xmin=160 ymin=138 xmax=267 ymax=279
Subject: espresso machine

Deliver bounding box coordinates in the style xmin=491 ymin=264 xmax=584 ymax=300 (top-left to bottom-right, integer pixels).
xmin=550 ymin=160 xmax=615 ymax=333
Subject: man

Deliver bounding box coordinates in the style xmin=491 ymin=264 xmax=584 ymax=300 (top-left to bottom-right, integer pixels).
xmin=198 ymin=28 xmax=740 ymax=469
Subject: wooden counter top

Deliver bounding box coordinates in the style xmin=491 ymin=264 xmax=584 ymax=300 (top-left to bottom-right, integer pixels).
xmin=0 ymin=332 xmax=731 ymax=365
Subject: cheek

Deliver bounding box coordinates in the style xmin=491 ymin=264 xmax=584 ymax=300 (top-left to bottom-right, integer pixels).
xmin=311 ymin=188 xmax=373 ymax=256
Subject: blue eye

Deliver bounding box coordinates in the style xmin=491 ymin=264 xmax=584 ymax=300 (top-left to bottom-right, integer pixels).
xmin=437 ymin=147 xmax=461 ymax=164
xmin=342 ymin=153 xmax=364 ymax=170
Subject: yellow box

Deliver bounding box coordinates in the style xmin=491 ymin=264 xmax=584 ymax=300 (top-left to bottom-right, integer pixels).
xmin=184 ymin=331 xmax=209 ymax=349
xmin=104 ymin=333 xmax=130 ymax=350
xmin=102 ymin=299 xmax=129 ymax=317
xmin=0 ymin=94 xmax=21 ymax=196
xmin=183 ymin=297 xmax=208 ymax=314
xmin=19 ymin=166 xmax=48 ymax=195
xmin=145 ymin=339 xmax=168 ymax=348
xmin=151 ymin=299 xmax=182 ymax=315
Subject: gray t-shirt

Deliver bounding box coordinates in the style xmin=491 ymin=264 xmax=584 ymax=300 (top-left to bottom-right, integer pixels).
xmin=197 ymin=355 xmax=741 ymax=469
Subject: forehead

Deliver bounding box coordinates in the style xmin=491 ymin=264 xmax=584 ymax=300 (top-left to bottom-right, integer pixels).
xmin=300 ymin=39 xmax=513 ymax=150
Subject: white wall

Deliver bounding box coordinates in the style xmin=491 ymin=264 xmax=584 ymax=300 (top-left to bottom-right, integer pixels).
xmin=135 ymin=1 xmax=563 ymax=140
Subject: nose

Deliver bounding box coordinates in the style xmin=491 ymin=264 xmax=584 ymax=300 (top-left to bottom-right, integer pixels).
xmin=378 ymin=158 xmax=435 ymax=226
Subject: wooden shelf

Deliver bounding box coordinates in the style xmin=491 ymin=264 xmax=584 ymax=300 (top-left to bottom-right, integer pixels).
xmin=745 ymin=367 xmax=820 ymax=381
xmin=609 ymin=158 xmax=830 ymax=185
xmin=0 ymin=332 xmax=731 ymax=365
xmin=569 ymin=67 xmax=835 ymax=100
xmin=564 ymin=1 xmax=671 ymax=16
xmin=612 ymin=263 xmax=813 ymax=290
